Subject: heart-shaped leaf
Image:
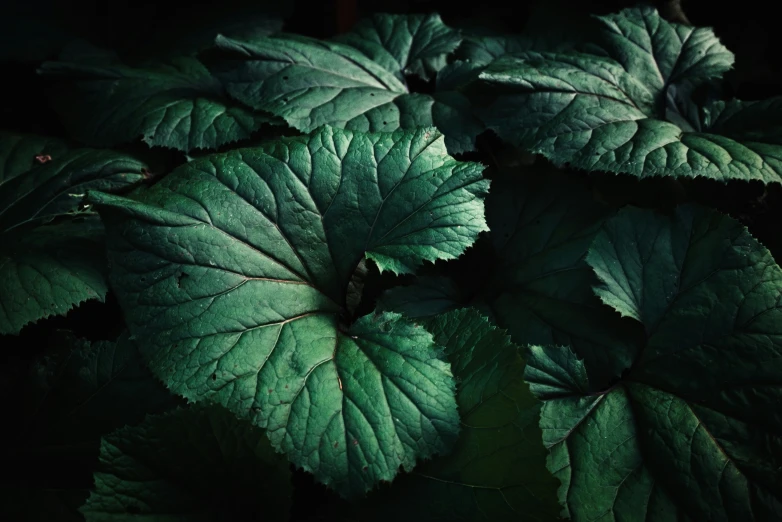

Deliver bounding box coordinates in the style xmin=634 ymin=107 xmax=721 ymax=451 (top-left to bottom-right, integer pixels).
xmin=87 ymin=125 xmax=489 ymax=496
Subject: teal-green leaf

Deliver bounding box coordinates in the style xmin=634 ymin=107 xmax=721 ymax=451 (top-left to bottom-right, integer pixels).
xmin=476 ymin=50 xmax=782 ymax=182
xmin=526 ymin=205 xmax=782 ymax=522
xmin=0 ymin=132 xmax=147 ymax=335
xmin=87 ymin=126 xmax=489 ymax=496
xmin=382 ymin=164 xmax=643 ymax=385
xmin=334 ymin=13 xmax=462 ymax=81
xmin=594 ymin=6 xmax=734 ymax=108
xmin=2 ymin=332 xmax=180 ymax=521
xmin=213 ymin=34 xmax=482 ymax=153
xmin=359 ymin=308 xmax=561 ymax=521
xmin=39 ymin=56 xmax=274 ymax=152
xmin=80 ymin=405 xmax=292 ymax=522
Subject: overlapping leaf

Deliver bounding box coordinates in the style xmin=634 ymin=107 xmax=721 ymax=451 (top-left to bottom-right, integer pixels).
xmin=382 ymin=165 xmax=643 ymax=384
xmin=335 ymin=13 xmax=462 ymax=81
xmin=525 ymin=205 xmax=782 ymax=521
xmin=213 ymin=33 xmax=482 ymax=152
xmin=359 ymin=308 xmax=560 ymax=521
xmin=473 ymin=8 xmax=782 ymax=182
xmin=39 ymin=56 xmax=275 ymax=152
xmin=81 ymin=405 xmax=292 ymax=521
xmin=0 ymin=132 xmax=147 ymax=335
xmin=87 ymin=126 xmax=489 ymax=496
xmin=1 ymin=332 xmax=179 ymax=521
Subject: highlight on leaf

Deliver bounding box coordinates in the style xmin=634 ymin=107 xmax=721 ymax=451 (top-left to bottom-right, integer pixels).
xmin=86 ymin=125 xmax=489 ymax=497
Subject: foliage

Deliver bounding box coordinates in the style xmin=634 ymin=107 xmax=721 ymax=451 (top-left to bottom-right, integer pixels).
xmin=2 ymin=5 xmax=781 ymax=522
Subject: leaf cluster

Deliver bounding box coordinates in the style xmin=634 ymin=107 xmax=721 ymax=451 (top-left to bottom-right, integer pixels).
xmin=2 ymin=5 xmax=781 ymax=522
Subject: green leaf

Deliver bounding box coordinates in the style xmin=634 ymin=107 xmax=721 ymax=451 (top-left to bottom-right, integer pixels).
xmin=476 ymin=49 xmax=782 ymax=182
xmin=334 ymin=13 xmax=462 ymax=81
xmin=87 ymin=126 xmax=489 ymax=496
xmin=360 ymin=308 xmax=560 ymax=521
xmin=39 ymin=56 xmax=274 ymax=152
xmin=2 ymin=332 xmax=180 ymax=521
xmin=0 ymin=218 xmax=106 ymax=336
xmin=526 ymin=205 xmax=782 ymax=522
xmin=0 ymin=132 xmax=147 ymax=335
xmin=456 ymin=34 xmax=533 ymax=67
xmin=213 ymin=34 xmax=482 ymax=153
xmin=472 ymin=8 xmax=782 ymax=182
xmin=593 ymin=6 xmax=734 ymax=108
xmin=382 ymin=164 xmax=643 ymax=385
xmin=80 ymin=405 xmax=292 ymax=521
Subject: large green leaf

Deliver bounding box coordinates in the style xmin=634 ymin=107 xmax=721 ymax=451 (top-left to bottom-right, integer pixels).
xmin=87 ymin=126 xmax=489 ymax=496
xmin=0 ymin=132 xmax=147 ymax=335
xmin=476 ymin=50 xmax=782 ymax=182
xmin=1 ymin=332 xmax=180 ymax=521
xmin=473 ymin=8 xmax=782 ymax=182
xmin=360 ymin=308 xmax=560 ymax=521
xmin=525 ymin=205 xmax=782 ymax=522
xmin=213 ymin=34 xmax=482 ymax=153
xmin=80 ymin=405 xmax=292 ymax=522
xmin=39 ymin=56 xmax=274 ymax=152
xmin=334 ymin=13 xmax=462 ymax=81
xmin=381 ymin=164 xmax=643 ymax=385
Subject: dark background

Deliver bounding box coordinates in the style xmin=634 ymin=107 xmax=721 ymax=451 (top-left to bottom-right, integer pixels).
xmin=1 ymin=1 xmax=780 ymax=520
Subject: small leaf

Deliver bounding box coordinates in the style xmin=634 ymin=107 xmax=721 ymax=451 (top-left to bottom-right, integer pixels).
xmin=80 ymin=405 xmax=292 ymax=522
xmin=88 ymin=126 xmax=489 ymax=496
xmin=0 ymin=132 xmax=147 ymax=335
xmin=360 ymin=309 xmax=561 ymax=521
xmin=334 ymin=13 xmax=462 ymax=81
xmin=39 ymin=56 xmax=274 ymax=152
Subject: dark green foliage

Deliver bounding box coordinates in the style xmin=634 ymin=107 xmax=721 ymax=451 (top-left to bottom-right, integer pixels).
xmin=2 ymin=4 xmax=781 ymax=522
